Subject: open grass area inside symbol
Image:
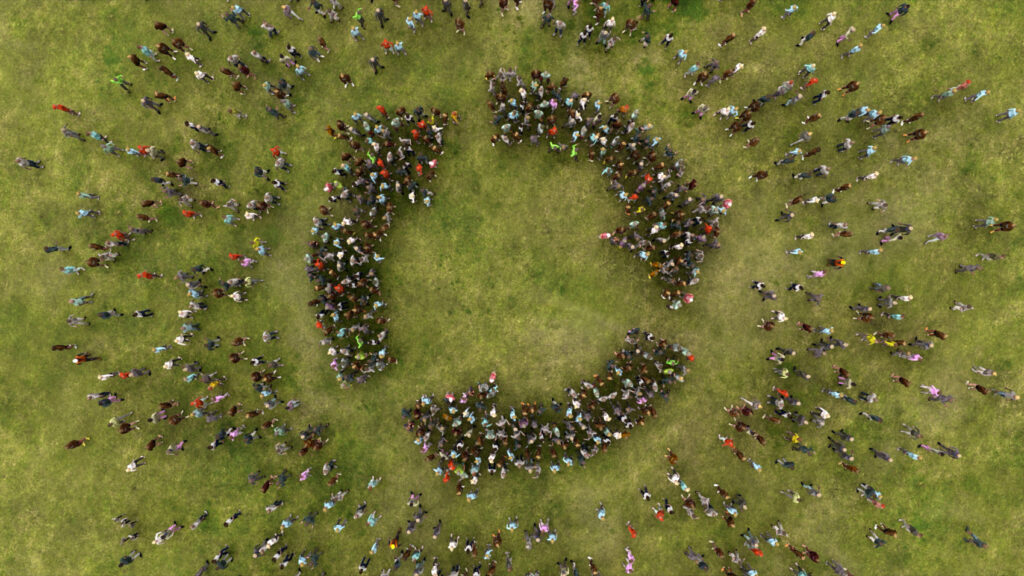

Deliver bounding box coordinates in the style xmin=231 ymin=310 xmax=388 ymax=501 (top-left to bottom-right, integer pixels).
xmin=381 ymin=146 xmax=670 ymax=397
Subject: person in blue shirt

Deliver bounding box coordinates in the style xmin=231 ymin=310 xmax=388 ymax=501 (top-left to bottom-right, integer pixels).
xmin=898 ymin=447 xmax=920 ymax=461
xmin=138 ymin=45 xmax=159 ymax=62
xmin=964 ymin=89 xmax=989 ymax=103
xmin=996 ymin=107 xmax=1018 ymax=122
xmin=841 ymin=43 xmax=862 ymax=59
xmin=865 ymin=22 xmax=884 ymax=38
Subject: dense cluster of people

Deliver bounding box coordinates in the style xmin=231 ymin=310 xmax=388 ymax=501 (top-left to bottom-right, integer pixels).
xmin=306 ymin=106 xmax=452 ymax=384
xmin=404 ymin=329 xmax=690 ymax=491
xmin=487 ymin=68 xmax=728 ymax=309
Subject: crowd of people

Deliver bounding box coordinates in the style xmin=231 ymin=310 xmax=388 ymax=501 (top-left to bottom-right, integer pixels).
xmin=677 ymin=3 xmax=1017 ymax=573
xmin=404 ymin=329 xmax=690 ymax=491
xmin=306 ymin=105 xmax=453 ymax=384
xmin=20 ymin=0 xmax=1019 ymax=574
xmin=487 ymin=67 xmax=728 ymax=310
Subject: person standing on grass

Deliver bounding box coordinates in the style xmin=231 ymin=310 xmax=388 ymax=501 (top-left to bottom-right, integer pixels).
xmin=963 ymin=526 xmax=987 ymax=548
xmin=865 ymin=22 xmax=884 ymax=38
xmin=370 ymin=56 xmax=385 ymax=75
xmin=840 ymin=43 xmax=862 ymax=59
xmin=964 ymin=89 xmax=989 ymax=103
xmin=110 ymin=74 xmax=132 ymax=92
xmin=995 ymin=107 xmax=1018 ymax=122
xmin=282 ymin=3 xmax=303 ymax=21
xmin=15 ymin=156 xmax=44 ymax=169
xmin=52 ymin=103 xmax=81 ymax=116
xmin=118 ymin=550 xmax=142 ymax=568
xmin=195 ymin=20 xmax=215 ymax=40
xmin=140 ymin=96 xmax=162 ymax=114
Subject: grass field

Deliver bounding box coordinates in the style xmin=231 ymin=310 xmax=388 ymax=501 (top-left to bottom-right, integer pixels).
xmin=0 ymin=0 xmax=1022 ymax=574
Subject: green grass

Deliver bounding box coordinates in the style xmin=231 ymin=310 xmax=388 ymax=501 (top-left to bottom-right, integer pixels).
xmin=0 ymin=0 xmax=1022 ymax=574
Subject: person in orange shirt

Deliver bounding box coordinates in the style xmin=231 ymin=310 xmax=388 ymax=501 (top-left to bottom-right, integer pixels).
xmin=52 ymin=104 xmax=81 ymax=116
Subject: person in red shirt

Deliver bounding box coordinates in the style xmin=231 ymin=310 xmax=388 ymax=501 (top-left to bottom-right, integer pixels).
xmin=137 ymin=271 xmax=155 ymax=279
xmin=802 ymin=77 xmax=818 ymax=90
xmin=547 ymin=126 xmax=557 ymax=136
xmin=270 ymin=146 xmax=281 ymax=158
xmin=52 ymin=104 xmax=81 ymax=116
xmin=111 ymin=230 xmax=127 ymax=241
xmin=626 ymin=522 xmax=637 ymax=538
xmin=654 ymin=509 xmax=665 ymax=521
xmin=421 ymin=5 xmax=433 ymax=21
xmin=380 ymin=39 xmax=392 ymax=51
xmin=182 ymin=209 xmax=199 ymax=218
xmin=228 ymin=253 xmax=241 ymax=260
xmin=375 ymin=104 xmax=388 ymax=118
